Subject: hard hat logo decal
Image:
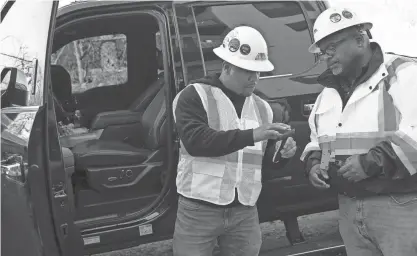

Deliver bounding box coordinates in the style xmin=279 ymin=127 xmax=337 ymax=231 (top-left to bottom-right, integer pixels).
xmin=240 ymin=44 xmax=251 ymax=55
xmin=212 ymin=26 xmax=274 ymax=72
xmin=342 ymin=10 xmax=353 ymax=19
xmin=330 ymin=13 xmax=342 ymax=23
xmin=228 ymin=38 xmax=240 ymax=52
xmin=255 ymin=53 xmax=267 ymax=61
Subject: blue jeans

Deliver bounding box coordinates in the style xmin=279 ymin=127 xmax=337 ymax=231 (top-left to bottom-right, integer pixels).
xmin=173 ymin=196 xmax=262 ymax=256
xmin=338 ymin=193 xmax=417 ymax=256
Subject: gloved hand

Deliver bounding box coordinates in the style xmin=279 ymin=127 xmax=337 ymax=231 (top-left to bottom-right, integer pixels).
xmin=337 ymin=155 xmax=370 ymax=182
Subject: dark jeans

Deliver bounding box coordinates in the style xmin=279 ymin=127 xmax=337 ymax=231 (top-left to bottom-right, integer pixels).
xmin=173 ymin=196 xmax=262 ymax=256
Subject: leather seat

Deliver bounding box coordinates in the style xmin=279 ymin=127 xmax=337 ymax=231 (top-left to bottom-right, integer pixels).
xmin=71 ymin=82 xmax=167 ymax=169
xmin=139 ymin=82 xmax=167 ymax=149
xmin=129 ymin=74 xmax=164 ymax=112
xmin=51 ymin=65 xmax=72 ymax=105
xmin=51 ymin=65 xmax=76 ymax=123
xmin=71 ymin=140 xmax=151 ymax=170
xmin=89 ymin=76 xmax=164 ymax=130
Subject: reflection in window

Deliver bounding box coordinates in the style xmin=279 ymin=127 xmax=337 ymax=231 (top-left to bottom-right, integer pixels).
xmin=1 ymin=112 xmax=36 ymax=146
xmin=192 ymin=2 xmax=315 ymax=77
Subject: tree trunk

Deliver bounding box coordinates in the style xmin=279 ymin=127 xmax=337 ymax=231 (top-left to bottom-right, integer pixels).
xmin=73 ymin=41 xmax=84 ymax=89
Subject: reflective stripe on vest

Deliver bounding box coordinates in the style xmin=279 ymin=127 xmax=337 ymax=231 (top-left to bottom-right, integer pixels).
xmin=194 ymin=83 xmax=267 ymax=168
xmin=318 ymin=56 xmax=417 ymax=175
xmin=174 ymin=83 xmax=272 ymax=205
xmin=253 ymin=95 xmax=271 ymax=152
xmin=191 ymin=84 xmax=267 ymax=166
xmin=384 ymin=57 xmax=417 ymax=175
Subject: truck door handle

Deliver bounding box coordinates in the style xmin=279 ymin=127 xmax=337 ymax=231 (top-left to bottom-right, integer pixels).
xmin=302 ymin=103 xmax=315 ymax=117
xmin=303 ymin=104 xmax=314 ymax=111
xmin=60 ymin=223 xmax=68 ymax=238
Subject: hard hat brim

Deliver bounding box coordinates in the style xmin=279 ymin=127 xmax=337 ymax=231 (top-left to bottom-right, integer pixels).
xmin=308 ymin=22 xmax=373 ymax=54
xmin=213 ymin=47 xmax=274 ymax=72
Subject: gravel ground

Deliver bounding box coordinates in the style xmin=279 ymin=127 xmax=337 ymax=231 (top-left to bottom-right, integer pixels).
xmin=95 ymin=210 xmax=346 ymax=256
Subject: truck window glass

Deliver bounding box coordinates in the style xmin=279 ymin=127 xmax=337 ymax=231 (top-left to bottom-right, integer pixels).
xmin=51 ymin=34 xmax=128 ymax=93
xmin=192 ymin=1 xmax=315 ymax=77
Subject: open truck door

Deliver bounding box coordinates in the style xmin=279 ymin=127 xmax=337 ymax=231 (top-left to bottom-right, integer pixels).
xmin=1 ymin=1 xmax=83 ymax=255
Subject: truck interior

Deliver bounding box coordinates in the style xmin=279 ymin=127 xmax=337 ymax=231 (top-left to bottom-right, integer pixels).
xmin=41 ymin=0 xmax=343 ymax=249
xmin=51 ymin=9 xmax=176 ymax=224
xmin=2 ymin=1 xmax=350 ymax=254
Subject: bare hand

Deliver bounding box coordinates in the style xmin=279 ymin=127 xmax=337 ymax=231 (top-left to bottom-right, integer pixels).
xmin=309 ymin=164 xmax=330 ymax=189
xmin=337 ymin=155 xmax=369 ymax=182
xmin=253 ymin=123 xmax=291 ymax=142
xmin=280 ymin=137 xmax=297 ymax=158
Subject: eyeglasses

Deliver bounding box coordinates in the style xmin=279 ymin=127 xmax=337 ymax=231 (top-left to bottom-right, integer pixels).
xmin=319 ymin=37 xmax=349 ymax=57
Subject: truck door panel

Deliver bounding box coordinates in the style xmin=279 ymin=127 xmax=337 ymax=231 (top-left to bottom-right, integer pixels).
xmin=1 ymin=1 xmax=83 ymax=255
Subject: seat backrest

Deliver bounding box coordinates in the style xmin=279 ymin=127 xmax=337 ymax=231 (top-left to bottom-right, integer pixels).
xmin=51 ymin=65 xmax=76 ymax=124
xmin=51 ymin=65 xmax=75 ymax=112
xmin=129 ymin=75 xmax=164 ymax=112
xmin=140 ymin=85 xmax=167 ymax=150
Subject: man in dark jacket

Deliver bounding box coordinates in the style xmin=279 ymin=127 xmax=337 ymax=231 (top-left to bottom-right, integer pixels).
xmin=172 ymin=26 xmax=297 ymax=256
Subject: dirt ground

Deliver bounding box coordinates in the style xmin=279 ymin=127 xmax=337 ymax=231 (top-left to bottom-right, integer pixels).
xmin=95 ymin=210 xmax=346 ymax=256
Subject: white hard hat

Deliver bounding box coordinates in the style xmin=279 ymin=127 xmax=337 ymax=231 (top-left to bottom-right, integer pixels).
xmin=309 ymin=7 xmax=373 ymax=53
xmin=213 ymin=26 xmax=274 ymax=72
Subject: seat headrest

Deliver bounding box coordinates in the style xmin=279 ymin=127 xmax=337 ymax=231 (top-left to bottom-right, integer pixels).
xmin=51 ymin=65 xmax=72 ymax=102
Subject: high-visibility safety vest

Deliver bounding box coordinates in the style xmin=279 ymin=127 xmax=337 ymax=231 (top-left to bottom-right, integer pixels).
xmin=173 ymin=83 xmax=273 ymax=206
xmin=301 ymin=54 xmax=417 ymax=177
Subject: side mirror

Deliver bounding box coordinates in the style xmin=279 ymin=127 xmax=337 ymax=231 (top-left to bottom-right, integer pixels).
xmin=1 ymin=68 xmax=29 ymax=108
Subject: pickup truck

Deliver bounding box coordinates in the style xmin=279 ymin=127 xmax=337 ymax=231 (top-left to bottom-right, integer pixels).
xmin=1 ymin=1 xmax=337 ymax=255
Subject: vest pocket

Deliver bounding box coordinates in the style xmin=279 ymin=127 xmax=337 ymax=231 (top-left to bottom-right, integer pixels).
xmin=190 ymin=160 xmax=226 ymax=202
xmin=315 ymin=107 xmax=337 ymax=137
xmin=315 ymin=99 xmax=334 ymax=115
xmin=191 ymin=160 xmax=225 ymax=177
